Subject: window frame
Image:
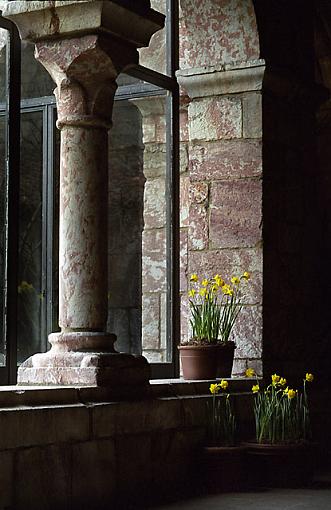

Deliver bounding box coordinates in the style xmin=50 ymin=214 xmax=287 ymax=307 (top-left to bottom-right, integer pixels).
xmin=0 ymin=0 xmax=179 ymax=384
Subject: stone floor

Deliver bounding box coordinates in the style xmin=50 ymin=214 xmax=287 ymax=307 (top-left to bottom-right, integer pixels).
xmin=131 ymin=471 xmax=331 ymax=510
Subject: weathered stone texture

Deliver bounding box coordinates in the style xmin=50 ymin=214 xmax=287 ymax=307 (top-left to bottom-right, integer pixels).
xmin=144 ymin=177 xmax=166 ymax=229
xmin=233 ymin=305 xmax=263 ymax=359
xmin=180 ymin=175 xmax=190 ymax=227
xmin=16 ymin=445 xmax=71 ymax=510
xmin=142 ymin=229 xmax=167 ymax=293
xmin=209 ymin=179 xmax=262 ymax=249
xmin=180 ymin=0 xmax=259 ymax=69
xmin=189 ymin=248 xmax=262 ymax=305
xmin=189 ymin=96 xmax=242 ymax=141
xmin=190 ymin=140 xmax=262 ymax=181
xmin=0 ymin=450 xmax=13 ymax=509
xmin=188 ymin=203 xmax=209 ymax=250
xmin=242 ymin=92 xmax=262 ymax=138
xmin=72 ymin=440 xmax=116 ymax=508
xmin=142 ymin=294 xmax=161 ymax=349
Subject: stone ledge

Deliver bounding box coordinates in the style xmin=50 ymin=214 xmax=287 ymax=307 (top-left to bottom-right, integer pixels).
xmin=177 ymin=60 xmax=265 ymax=99
xmin=0 ymin=377 xmax=256 ymax=407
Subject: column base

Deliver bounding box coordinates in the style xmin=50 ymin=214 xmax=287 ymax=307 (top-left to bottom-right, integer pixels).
xmin=17 ymin=332 xmax=151 ymax=389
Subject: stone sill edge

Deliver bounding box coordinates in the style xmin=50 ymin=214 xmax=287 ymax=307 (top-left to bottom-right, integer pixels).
xmin=0 ymin=377 xmax=256 ymax=408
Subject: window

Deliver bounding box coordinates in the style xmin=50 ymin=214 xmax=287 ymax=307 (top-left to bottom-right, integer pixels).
xmin=0 ymin=0 xmax=179 ymax=384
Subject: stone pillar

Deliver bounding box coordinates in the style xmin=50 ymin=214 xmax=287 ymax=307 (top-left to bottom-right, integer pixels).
xmin=3 ymin=0 xmax=164 ymax=387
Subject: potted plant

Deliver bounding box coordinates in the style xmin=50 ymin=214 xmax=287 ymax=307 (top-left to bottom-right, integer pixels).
xmin=179 ymin=271 xmax=250 ymax=380
xmin=201 ymin=380 xmax=245 ymax=492
xmin=244 ymin=370 xmax=315 ymax=487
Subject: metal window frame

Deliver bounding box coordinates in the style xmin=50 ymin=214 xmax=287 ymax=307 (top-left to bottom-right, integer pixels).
xmin=0 ymin=0 xmax=179 ymax=383
xmin=0 ymin=16 xmax=21 ymax=385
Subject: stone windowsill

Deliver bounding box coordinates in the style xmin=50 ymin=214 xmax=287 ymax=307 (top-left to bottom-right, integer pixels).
xmin=0 ymin=377 xmax=256 ymax=408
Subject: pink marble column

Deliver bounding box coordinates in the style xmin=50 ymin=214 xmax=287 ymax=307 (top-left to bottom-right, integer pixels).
xmin=0 ymin=0 xmax=164 ymax=388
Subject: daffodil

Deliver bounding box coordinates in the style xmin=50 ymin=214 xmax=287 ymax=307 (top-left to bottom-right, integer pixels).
xmin=287 ymin=389 xmax=297 ymax=399
xmin=209 ymin=383 xmax=220 ymax=395
xmin=18 ymin=280 xmax=34 ymax=294
xmin=283 ymin=386 xmax=289 ymax=394
xmin=271 ymin=374 xmax=280 ymax=385
xmin=279 ymin=377 xmax=287 ymax=386
xmin=242 ymin=271 xmax=250 ymax=280
xmin=214 ymin=274 xmax=224 ymax=287
xmin=231 ymin=276 xmax=240 ymax=285
xmin=188 ymin=289 xmax=196 ymax=298
xmin=252 ymin=384 xmax=260 ymax=393
xmin=201 ymin=278 xmax=209 ymax=287
xmin=305 ymin=373 xmax=314 ymax=383
xmin=190 ymin=273 xmax=198 ymax=282
xmin=199 ymin=287 xmax=207 ymax=297
xmin=245 ymin=367 xmax=255 ymax=378
xmin=220 ymin=379 xmax=228 ymax=390
xmin=222 ymin=284 xmax=233 ymax=296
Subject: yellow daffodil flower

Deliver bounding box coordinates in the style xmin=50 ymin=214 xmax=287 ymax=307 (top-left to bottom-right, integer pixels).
xmin=199 ymin=288 xmax=207 ymax=297
xmin=188 ymin=289 xmax=196 ymax=298
xmin=190 ymin=273 xmax=198 ymax=282
xmin=209 ymin=383 xmax=220 ymax=395
xmin=305 ymin=373 xmax=314 ymax=383
xmin=284 ymin=386 xmax=289 ymax=394
xmin=17 ymin=280 xmax=34 ymax=294
xmin=220 ymin=379 xmax=228 ymax=390
xmin=202 ymin=278 xmax=209 ymax=287
xmin=271 ymin=373 xmax=280 ymax=385
xmin=242 ymin=271 xmax=250 ymax=280
xmin=222 ymin=284 xmax=233 ymax=296
xmin=211 ymin=284 xmax=219 ymax=293
xmin=231 ymin=276 xmax=240 ymax=285
xmin=287 ymin=389 xmax=296 ymax=399
xmin=214 ymin=274 xmax=224 ymax=287
xmin=279 ymin=377 xmax=287 ymax=386
xmin=252 ymin=384 xmax=260 ymax=393
xmin=245 ymin=367 xmax=255 ymax=378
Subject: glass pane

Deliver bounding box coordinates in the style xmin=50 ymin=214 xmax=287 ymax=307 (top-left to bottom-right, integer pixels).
xmin=17 ymin=111 xmax=43 ymax=364
xmin=21 ymin=40 xmax=54 ymax=99
xmin=108 ymin=93 xmax=170 ymax=362
xmin=0 ymin=29 xmax=7 ymax=367
xmin=138 ymin=0 xmax=167 ymax=75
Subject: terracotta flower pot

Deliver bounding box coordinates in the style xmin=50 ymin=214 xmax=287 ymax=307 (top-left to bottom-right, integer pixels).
xmin=242 ymin=441 xmax=314 ymax=488
xmin=178 ymin=344 xmax=219 ymax=380
xmin=201 ymin=445 xmax=246 ymax=492
xmin=178 ymin=342 xmax=236 ymax=380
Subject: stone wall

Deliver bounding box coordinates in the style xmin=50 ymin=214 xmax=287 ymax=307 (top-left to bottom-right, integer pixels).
xmin=0 ymin=383 xmax=254 ymax=510
xmin=177 ymin=0 xmax=264 ymax=376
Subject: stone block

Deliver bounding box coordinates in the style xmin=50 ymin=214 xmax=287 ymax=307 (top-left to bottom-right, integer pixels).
xmin=180 ymin=107 xmax=189 ymax=142
xmin=181 ymin=395 xmax=208 ymax=427
xmin=233 ymin=305 xmax=262 ymax=358
xmin=189 ymin=181 xmax=209 ymax=204
xmin=180 ymin=293 xmax=190 ymax=343
xmin=180 ymin=175 xmax=190 ymax=227
xmin=142 ymin=229 xmax=167 ymax=293
xmin=243 ymin=92 xmax=262 ymax=138
xmin=116 ymin=434 xmax=152 ymax=497
xmin=180 ymin=230 xmax=188 ymax=292
xmin=142 ymin=114 xmax=166 ymax=144
xmin=143 ymin=143 xmax=166 ymax=178
xmin=144 ymin=177 xmax=166 ymax=229
xmin=142 ymin=349 xmax=165 ymax=363
xmin=180 ymin=143 xmax=189 ymax=173
xmin=189 ymin=247 xmax=262 ymax=305
xmin=15 ymin=444 xmax=71 ymax=510
xmin=179 ymin=0 xmax=259 ymax=69
xmin=142 ymin=293 xmax=161 ymax=350
xmin=209 ymin=179 xmax=262 ymax=248
xmin=188 ymin=202 xmax=209 ymax=250
xmin=190 ymin=139 xmax=262 ymax=181
xmin=160 ymin=292 xmax=167 ymax=350
xmin=72 ymin=440 xmax=116 ymax=509
xmin=0 ymin=450 xmax=13 ymax=509
xmin=0 ymin=405 xmax=89 ymax=450
xmin=93 ymin=398 xmax=182 ymax=438
xmin=189 ymin=96 xmax=242 ymax=141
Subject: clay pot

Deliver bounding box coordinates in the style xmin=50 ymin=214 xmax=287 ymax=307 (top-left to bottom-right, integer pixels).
xmin=178 ymin=342 xmax=236 ymax=380
xmin=242 ymin=441 xmax=314 ymax=488
xmin=201 ymin=445 xmax=246 ymax=492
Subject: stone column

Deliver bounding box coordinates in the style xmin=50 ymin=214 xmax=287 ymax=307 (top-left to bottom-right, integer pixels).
xmin=3 ymin=0 xmax=164 ymax=387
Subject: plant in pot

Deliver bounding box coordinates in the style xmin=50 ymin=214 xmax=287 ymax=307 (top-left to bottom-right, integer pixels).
xmin=244 ymin=371 xmax=315 ymax=488
xmin=201 ymin=380 xmax=245 ymax=492
xmin=179 ymin=271 xmax=250 ymax=380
